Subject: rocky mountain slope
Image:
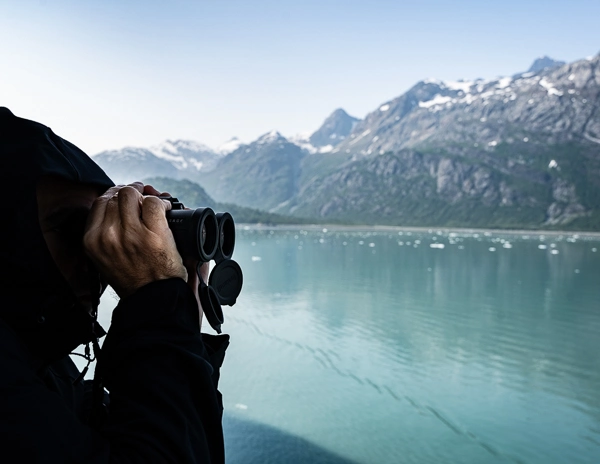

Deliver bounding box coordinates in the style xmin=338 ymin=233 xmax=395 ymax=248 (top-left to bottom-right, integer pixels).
xmin=308 ymin=108 xmax=360 ymax=150
xmin=282 ymin=54 xmax=600 ymax=229
xmin=196 ymin=131 xmax=306 ymax=211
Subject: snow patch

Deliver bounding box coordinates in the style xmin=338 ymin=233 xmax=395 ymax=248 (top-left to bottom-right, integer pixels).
xmin=548 ymin=159 xmax=558 ymax=169
xmin=349 ymin=129 xmax=371 ymax=146
xmin=444 ymin=80 xmax=474 ymax=93
xmin=379 ymin=104 xmax=390 ymax=112
xmin=568 ymin=74 xmax=575 ymax=81
xmin=539 ymin=78 xmax=564 ymax=96
xmin=496 ymin=77 xmax=512 ymax=89
xmin=319 ymin=144 xmax=334 ymax=153
xmin=217 ymin=137 xmax=243 ymax=155
xmin=418 ymin=95 xmax=452 ymax=108
xmin=257 ymin=130 xmax=285 ymax=144
xmin=189 ymin=159 xmax=204 ymax=170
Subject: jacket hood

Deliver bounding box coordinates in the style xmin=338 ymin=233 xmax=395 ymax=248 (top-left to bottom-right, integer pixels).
xmin=0 ymin=107 xmax=114 ymax=362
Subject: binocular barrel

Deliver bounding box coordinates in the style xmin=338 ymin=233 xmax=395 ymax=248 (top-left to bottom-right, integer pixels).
xmin=162 ymin=197 xmax=242 ymax=334
xmin=166 ymin=207 xmax=236 ymax=262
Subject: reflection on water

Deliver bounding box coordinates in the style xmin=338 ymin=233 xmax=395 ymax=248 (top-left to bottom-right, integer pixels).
xmin=219 ymin=228 xmax=600 ymax=464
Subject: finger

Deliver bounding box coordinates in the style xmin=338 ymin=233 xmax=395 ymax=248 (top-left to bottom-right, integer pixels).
xmin=86 ymin=184 xmax=124 ymax=232
xmin=160 ymin=191 xmax=172 ymax=197
xmin=128 ymin=182 xmax=144 ymax=193
xmin=143 ymin=184 xmax=162 ymax=196
xmin=117 ymin=186 xmax=143 ymax=229
xmin=140 ymin=196 xmax=170 ymax=234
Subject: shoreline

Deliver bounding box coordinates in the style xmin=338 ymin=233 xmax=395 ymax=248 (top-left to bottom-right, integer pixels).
xmin=238 ymin=223 xmax=600 ymax=239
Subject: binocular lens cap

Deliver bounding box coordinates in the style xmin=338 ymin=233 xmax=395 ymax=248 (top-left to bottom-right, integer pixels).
xmin=209 ymin=259 xmax=243 ymax=306
xmin=199 ymin=285 xmax=223 ymax=334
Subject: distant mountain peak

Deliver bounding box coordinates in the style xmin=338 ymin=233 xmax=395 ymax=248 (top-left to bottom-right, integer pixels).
xmin=309 ymin=108 xmax=360 ymax=148
xmin=217 ymin=137 xmax=243 ymax=155
xmin=256 ymin=130 xmax=287 ymax=144
xmin=528 ymin=56 xmax=566 ymax=73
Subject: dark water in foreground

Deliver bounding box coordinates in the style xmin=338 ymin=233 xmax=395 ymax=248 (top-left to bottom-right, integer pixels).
xmin=94 ymin=227 xmax=600 ymax=463
xmin=219 ymin=228 xmax=600 ymax=464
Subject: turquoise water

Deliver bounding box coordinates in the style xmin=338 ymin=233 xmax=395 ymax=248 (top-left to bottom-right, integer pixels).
xmin=217 ymin=227 xmax=600 ymax=464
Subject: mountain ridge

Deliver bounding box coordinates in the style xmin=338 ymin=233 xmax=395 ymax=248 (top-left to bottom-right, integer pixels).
xmin=92 ymin=54 xmax=600 ymax=230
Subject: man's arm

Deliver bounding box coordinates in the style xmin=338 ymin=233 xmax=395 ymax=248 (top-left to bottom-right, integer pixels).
xmin=82 ymin=183 xmax=228 ymax=462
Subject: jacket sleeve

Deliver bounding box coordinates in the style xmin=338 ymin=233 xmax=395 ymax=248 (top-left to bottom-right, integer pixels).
xmin=99 ymin=277 xmax=230 ymax=463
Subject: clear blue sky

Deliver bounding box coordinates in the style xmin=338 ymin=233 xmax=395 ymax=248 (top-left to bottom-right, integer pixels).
xmin=1 ymin=0 xmax=598 ymax=154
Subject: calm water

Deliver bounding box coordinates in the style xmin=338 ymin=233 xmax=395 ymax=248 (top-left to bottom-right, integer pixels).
xmin=96 ymin=227 xmax=600 ymax=464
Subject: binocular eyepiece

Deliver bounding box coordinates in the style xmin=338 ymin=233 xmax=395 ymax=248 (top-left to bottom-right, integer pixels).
xmin=163 ymin=197 xmax=242 ymax=334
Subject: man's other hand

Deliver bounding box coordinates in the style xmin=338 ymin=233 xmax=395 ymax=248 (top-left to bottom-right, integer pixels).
xmin=84 ymin=183 xmax=187 ymax=298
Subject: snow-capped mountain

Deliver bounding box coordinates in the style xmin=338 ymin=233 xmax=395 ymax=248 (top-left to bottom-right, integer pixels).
xmin=93 ymin=139 xmax=221 ymax=184
xmin=216 ymin=137 xmax=243 ymax=155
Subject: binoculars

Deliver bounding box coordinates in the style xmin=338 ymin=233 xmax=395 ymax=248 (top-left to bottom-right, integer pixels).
xmin=163 ymin=197 xmax=242 ymax=334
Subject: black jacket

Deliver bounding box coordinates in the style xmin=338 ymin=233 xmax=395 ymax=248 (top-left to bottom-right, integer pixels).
xmin=0 ymin=108 xmax=229 ymax=463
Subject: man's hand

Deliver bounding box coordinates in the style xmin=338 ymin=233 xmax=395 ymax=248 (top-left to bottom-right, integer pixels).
xmin=84 ymin=183 xmax=187 ymax=298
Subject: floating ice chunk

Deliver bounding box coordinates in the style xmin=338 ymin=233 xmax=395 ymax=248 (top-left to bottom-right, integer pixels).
xmin=523 ymin=137 xmax=529 ymax=142
xmin=489 ymin=247 xmax=496 ymax=252
xmin=548 ymin=159 xmax=558 ymax=169
xmin=592 ymin=248 xmax=597 ymax=252
xmin=322 ymin=228 xmax=328 ymax=233
xmin=538 ymin=244 xmax=547 ymax=250
xmin=430 ymin=243 xmax=445 ymax=249
xmin=358 ymin=241 xmax=364 ymax=245
xmin=488 ymin=141 xmax=498 ymax=147
xmin=503 ymin=243 xmax=512 ymax=249
xmin=398 ymin=241 xmax=404 ymax=246
xmin=368 ymin=243 xmax=375 ymax=247
xmin=551 ymin=249 xmax=559 ymax=255
xmin=574 ymin=269 xmax=580 ymax=273
xmin=251 ymin=256 xmax=262 ymax=261
xmin=319 ymin=238 xmax=325 ymax=243
xmin=235 ymin=404 xmax=248 ymax=410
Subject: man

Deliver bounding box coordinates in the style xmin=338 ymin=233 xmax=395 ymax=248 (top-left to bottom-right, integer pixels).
xmin=0 ymin=107 xmax=229 ymax=463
